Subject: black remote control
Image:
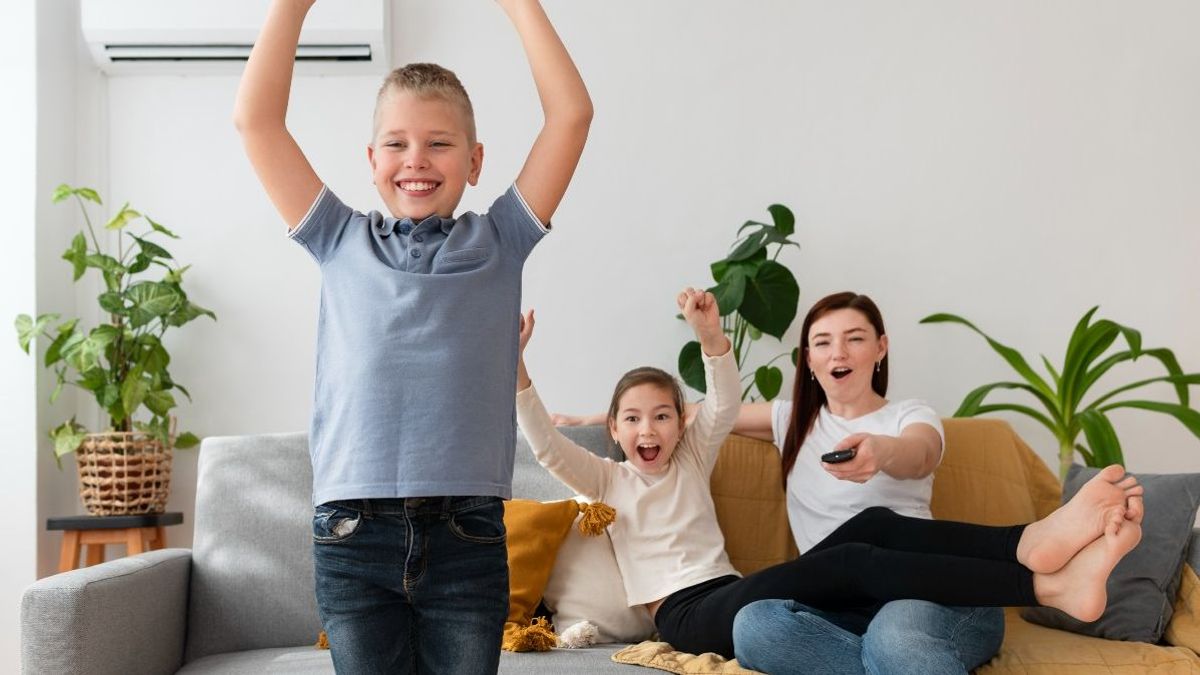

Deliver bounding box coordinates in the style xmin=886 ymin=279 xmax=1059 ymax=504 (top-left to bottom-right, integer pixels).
xmin=821 ymin=448 xmax=857 ymax=464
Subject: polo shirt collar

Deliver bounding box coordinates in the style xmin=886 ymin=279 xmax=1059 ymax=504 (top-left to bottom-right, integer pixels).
xmin=371 ymin=211 xmax=457 ymax=238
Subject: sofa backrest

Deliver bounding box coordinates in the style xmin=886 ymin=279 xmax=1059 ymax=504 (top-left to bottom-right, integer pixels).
xmin=933 ymin=418 xmax=1062 ymax=524
xmin=185 ymin=432 xmax=320 ymax=663
xmin=186 ymin=426 xmax=621 ymax=661
xmin=184 ymin=418 xmax=1061 ymax=661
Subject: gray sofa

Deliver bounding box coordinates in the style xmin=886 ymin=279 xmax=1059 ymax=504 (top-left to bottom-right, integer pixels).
xmin=21 ymin=429 xmax=634 ymax=675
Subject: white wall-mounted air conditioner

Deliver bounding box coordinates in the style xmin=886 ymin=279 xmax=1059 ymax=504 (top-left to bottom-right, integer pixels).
xmin=81 ymin=0 xmax=390 ymax=75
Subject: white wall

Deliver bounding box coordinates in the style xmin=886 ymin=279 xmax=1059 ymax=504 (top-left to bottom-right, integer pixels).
xmin=41 ymin=0 xmax=1200 ymax=558
xmin=36 ymin=0 xmax=91 ymax=582
xmin=0 ymin=2 xmax=39 ymax=668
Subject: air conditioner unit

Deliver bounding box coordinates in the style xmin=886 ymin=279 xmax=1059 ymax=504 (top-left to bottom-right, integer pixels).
xmin=81 ymin=0 xmax=390 ymax=75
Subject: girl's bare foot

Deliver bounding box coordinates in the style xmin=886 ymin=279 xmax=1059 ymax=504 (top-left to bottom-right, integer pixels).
xmin=1017 ymin=465 xmax=1142 ymax=574
xmin=1033 ymin=521 xmax=1142 ymax=623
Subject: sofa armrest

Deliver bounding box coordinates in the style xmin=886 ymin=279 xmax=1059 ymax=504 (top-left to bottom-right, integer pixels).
xmin=22 ymin=548 xmax=191 ymax=675
xmin=1189 ymin=528 xmax=1200 ymax=571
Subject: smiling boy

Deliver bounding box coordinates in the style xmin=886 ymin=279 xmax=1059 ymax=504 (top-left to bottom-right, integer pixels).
xmin=234 ymin=0 xmax=591 ymax=671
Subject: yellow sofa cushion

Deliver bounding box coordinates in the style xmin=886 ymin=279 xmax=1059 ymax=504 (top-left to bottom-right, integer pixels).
xmin=502 ymin=499 xmax=580 ymax=650
xmin=976 ymin=608 xmax=1200 ymax=674
xmin=709 ymin=433 xmax=797 ymax=575
xmin=932 ymin=418 xmax=1062 ymax=524
xmin=1165 ymin=564 xmax=1200 ymax=653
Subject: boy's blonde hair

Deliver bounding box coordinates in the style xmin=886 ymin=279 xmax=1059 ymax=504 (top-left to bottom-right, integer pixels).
xmin=374 ymin=63 xmax=477 ymax=143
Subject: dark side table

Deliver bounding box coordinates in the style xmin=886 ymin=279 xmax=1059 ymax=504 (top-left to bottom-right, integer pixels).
xmin=47 ymin=512 xmax=184 ymax=573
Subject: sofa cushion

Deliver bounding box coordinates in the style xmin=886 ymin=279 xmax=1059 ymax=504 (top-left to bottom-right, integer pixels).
xmin=543 ymin=508 xmax=656 ymax=643
xmin=513 ymin=425 xmax=621 ymax=501
xmin=177 ymin=646 xmax=333 ymax=674
xmin=178 ymin=644 xmax=633 ymax=674
xmin=977 ymin=608 xmax=1200 ymax=674
xmin=1021 ymin=465 xmax=1200 ymax=643
xmin=1165 ymin=564 xmax=1200 ymax=654
xmin=503 ymin=499 xmax=581 ymax=649
xmin=186 ymin=432 xmax=323 ymax=664
xmin=709 ymin=433 xmax=797 ymax=574
xmin=932 ymin=418 xmax=1062 ymax=525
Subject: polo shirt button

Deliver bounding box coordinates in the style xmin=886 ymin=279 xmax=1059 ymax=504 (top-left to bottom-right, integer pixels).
xmin=410 ymin=249 xmax=421 ymax=258
xmin=413 ymin=233 xmax=424 ymax=243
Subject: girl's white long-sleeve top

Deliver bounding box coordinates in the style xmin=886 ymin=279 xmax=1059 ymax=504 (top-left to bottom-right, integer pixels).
xmin=515 ymin=349 xmax=742 ymax=607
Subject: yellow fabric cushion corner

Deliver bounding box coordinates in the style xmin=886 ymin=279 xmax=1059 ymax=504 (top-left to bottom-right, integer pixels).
xmin=975 ymin=608 xmax=1200 ymax=674
xmin=1165 ymin=564 xmax=1200 ymax=653
xmin=502 ymin=499 xmax=580 ymax=650
xmin=612 ymin=641 xmax=762 ymax=674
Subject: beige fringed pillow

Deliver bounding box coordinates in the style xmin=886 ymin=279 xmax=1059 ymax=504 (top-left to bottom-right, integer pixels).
xmin=543 ymin=501 xmax=656 ymax=643
xmin=502 ymin=498 xmax=616 ymax=652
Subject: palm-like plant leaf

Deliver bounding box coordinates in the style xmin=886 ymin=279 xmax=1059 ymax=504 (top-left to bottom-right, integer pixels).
xmin=924 ymin=306 xmax=1200 ymax=480
xmin=1078 ymin=409 xmax=1125 ymax=467
xmin=1099 ymin=400 xmax=1200 ymax=439
xmin=1084 ymin=348 xmax=1189 ymax=407
xmin=972 ymin=404 xmax=1059 ymax=437
xmin=919 ymin=314 xmax=1056 ymax=401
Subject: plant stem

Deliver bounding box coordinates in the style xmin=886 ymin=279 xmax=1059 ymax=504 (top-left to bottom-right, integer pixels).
xmin=74 ymin=195 xmax=102 ymax=252
xmin=1058 ymin=438 xmax=1074 ymax=482
xmin=732 ymin=314 xmax=746 ymax=371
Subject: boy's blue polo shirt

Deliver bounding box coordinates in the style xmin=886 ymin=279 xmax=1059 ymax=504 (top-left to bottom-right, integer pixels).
xmin=289 ymin=184 xmax=548 ymax=505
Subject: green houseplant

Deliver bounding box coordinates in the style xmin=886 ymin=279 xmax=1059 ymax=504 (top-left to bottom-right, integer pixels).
xmin=678 ymin=204 xmax=801 ymax=401
xmin=15 ymin=185 xmax=213 ymax=512
xmin=921 ymin=307 xmax=1200 ymax=480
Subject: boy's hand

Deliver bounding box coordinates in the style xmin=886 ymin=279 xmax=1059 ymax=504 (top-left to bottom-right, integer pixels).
xmin=678 ymin=287 xmax=730 ymax=357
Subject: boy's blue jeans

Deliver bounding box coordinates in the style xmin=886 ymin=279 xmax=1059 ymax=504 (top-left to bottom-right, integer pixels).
xmin=312 ymin=496 xmax=509 ymax=675
xmin=733 ymin=599 xmax=1004 ymax=675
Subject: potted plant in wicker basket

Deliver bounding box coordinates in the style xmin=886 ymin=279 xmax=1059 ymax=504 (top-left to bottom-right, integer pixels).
xmin=14 ymin=184 xmax=214 ymax=515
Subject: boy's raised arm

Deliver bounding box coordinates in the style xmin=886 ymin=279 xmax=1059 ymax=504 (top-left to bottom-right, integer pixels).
xmin=497 ymin=0 xmax=593 ymax=226
xmin=234 ymin=0 xmax=324 ymax=230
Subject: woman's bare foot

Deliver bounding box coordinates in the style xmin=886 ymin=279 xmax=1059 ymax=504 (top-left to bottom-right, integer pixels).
xmin=1033 ymin=521 xmax=1142 ymax=622
xmin=1017 ymin=465 xmax=1142 ymax=574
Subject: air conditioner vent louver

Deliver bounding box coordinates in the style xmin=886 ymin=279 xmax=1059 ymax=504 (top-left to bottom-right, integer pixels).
xmin=104 ymin=45 xmax=373 ymax=63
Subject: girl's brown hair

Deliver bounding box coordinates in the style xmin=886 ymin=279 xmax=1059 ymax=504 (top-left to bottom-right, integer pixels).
xmin=780 ymin=292 xmax=888 ymax=487
xmin=607 ymin=367 xmax=686 ymax=427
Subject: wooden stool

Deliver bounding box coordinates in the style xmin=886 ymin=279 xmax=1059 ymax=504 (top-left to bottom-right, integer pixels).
xmin=47 ymin=512 xmax=184 ymax=573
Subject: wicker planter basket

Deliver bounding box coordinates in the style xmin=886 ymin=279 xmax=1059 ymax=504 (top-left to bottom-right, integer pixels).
xmin=75 ymin=430 xmax=173 ymax=516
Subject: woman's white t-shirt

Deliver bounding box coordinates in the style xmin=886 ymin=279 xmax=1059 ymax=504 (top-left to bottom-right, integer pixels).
xmin=771 ymin=399 xmax=944 ymax=553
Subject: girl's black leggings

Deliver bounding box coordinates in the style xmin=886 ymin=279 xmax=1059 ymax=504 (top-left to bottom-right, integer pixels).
xmin=654 ymin=506 xmax=1035 ymax=658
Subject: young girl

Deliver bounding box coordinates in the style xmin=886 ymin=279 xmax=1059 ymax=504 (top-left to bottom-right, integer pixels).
xmin=516 ymin=288 xmax=1143 ymax=659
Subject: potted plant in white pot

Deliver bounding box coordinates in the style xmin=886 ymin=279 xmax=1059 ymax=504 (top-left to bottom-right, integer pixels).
xmin=15 ymin=184 xmax=214 ymax=514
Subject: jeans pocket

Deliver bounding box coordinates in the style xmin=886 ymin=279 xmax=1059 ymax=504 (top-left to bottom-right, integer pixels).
xmin=447 ymin=498 xmax=506 ymax=545
xmin=313 ymin=503 xmax=363 ymax=544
